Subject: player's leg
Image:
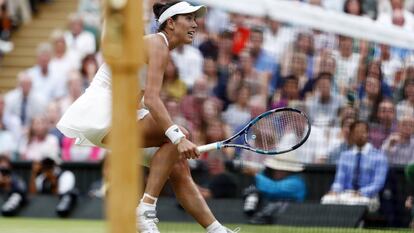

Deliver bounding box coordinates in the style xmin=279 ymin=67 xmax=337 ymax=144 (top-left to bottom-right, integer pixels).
xmin=169 ymin=159 xmax=238 ymax=233
xmin=135 ymin=113 xmax=183 ymax=233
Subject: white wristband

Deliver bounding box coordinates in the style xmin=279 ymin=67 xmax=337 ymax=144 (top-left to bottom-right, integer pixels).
xmin=165 ymin=124 xmax=185 ymax=144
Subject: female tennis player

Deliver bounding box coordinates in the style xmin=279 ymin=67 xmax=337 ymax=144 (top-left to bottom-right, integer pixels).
xmin=57 ymin=1 xmax=238 ymax=233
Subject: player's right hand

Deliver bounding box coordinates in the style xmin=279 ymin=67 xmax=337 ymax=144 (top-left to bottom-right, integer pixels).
xmin=177 ymin=138 xmax=200 ymax=160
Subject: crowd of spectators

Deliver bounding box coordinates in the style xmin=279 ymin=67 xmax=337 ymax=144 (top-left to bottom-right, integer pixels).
xmin=0 ymin=0 xmax=52 ymax=55
xmin=0 ymin=0 xmax=414 ymax=226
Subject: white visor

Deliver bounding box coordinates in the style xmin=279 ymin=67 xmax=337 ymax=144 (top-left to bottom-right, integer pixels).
xmin=157 ymin=1 xmax=207 ymax=26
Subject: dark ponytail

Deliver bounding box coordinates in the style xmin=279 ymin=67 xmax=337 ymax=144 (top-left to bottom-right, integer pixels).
xmin=153 ymin=1 xmax=181 ymax=31
xmin=153 ymin=2 xmax=166 ymax=19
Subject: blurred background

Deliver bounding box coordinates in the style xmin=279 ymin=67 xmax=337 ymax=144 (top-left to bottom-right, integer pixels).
xmin=0 ymin=0 xmax=414 ymax=232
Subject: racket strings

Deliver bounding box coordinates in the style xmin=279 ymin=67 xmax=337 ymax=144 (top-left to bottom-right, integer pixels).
xmin=246 ymin=111 xmax=308 ymax=152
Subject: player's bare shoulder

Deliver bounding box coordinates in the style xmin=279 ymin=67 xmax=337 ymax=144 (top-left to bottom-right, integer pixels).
xmin=144 ymin=34 xmax=169 ymax=53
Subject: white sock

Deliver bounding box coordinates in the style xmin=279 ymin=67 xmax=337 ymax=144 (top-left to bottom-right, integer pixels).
xmin=137 ymin=193 xmax=157 ymax=215
xmin=206 ymin=220 xmax=226 ymax=233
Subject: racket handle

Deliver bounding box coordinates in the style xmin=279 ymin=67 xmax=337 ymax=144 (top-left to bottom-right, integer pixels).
xmin=197 ymin=142 xmax=221 ymax=153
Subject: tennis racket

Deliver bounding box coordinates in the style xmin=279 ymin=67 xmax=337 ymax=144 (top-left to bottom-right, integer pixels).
xmin=197 ymin=107 xmax=311 ymax=155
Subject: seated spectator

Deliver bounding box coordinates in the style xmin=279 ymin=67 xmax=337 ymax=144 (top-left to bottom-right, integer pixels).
xmin=19 ymin=115 xmax=60 ymax=161
xmin=222 ymin=84 xmax=252 ymax=134
xmin=0 ymin=113 xmax=17 ymax=159
xmin=270 ymin=75 xmax=301 ymax=109
xmin=262 ymin=18 xmax=293 ymax=63
xmin=335 ymin=104 xmax=358 ymax=126
xmin=202 ymin=57 xmax=220 ymax=94
xmin=26 ymin=42 xmax=59 ymax=102
xmin=278 ymin=101 xmax=327 ymax=164
xmin=358 ymin=60 xmax=393 ymax=99
xmin=321 ymin=121 xmax=388 ymax=212
xmin=311 ymin=50 xmax=336 ymax=80
xmin=49 ymin=29 xmax=81 ymax=98
xmin=29 ymin=157 xmax=77 ymax=217
xmin=343 ymin=0 xmax=364 ymax=16
xmin=357 ymin=76 xmax=384 ymax=122
xmin=161 ymin=57 xmax=187 ymax=101
xmin=327 ymin=117 xmax=355 ymax=164
xmin=64 ymin=13 xmax=96 ymax=60
xmin=237 ymin=153 xmax=306 ymax=224
xmin=375 ymin=44 xmax=404 ymax=90
xmin=369 ymin=99 xmax=397 ymax=149
xmin=4 ymin=72 xmax=47 ymax=129
xmin=382 ymin=115 xmax=414 ymax=165
xmin=58 ymin=70 xmax=84 ymax=113
xmin=171 ymin=44 xmax=203 ymax=89
xmin=180 ymin=78 xmax=210 ymax=130
xmin=0 ymin=94 xmax=20 ymax=144
xmin=0 ymin=155 xmax=26 ymax=216
xmin=227 ymin=52 xmax=268 ymax=103
xmin=377 ymin=1 xmax=414 ymax=31
xmin=396 ymin=77 xmax=414 ymax=119
xmin=80 ymin=53 xmax=99 ymax=90
xmin=332 ymin=35 xmax=360 ymax=96
xmin=45 ymin=101 xmax=64 ymax=145
xmin=248 ymin=27 xmax=277 ymax=91
xmin=281 ymin=51 xmax=309 ymax=92
xmin=305 ymin=72 xmax=345 ymax=126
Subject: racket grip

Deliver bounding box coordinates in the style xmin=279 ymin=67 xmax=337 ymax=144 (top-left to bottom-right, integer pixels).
xmin=197 ymin=142 xmax=220 ymax=153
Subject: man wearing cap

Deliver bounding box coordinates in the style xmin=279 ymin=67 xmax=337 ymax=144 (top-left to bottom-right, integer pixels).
xmin=241 ymin=153 xmax=306 ymax=224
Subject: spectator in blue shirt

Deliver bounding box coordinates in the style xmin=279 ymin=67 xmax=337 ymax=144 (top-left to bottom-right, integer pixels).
xmin=238 ymin=153 xmax=306 ymax=224
xmin=321 ymin=120 xmax=388 ymax=212
xmin=248 ymin=27 xmax=278 ymax=95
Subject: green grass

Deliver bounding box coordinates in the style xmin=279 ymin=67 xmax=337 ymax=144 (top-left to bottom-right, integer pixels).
xmin=0 ymin=218 xmax=410 ymax=233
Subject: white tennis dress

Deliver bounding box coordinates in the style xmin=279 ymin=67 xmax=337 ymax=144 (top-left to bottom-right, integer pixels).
xmin=57 ymin=32 xmax=169 ymax=148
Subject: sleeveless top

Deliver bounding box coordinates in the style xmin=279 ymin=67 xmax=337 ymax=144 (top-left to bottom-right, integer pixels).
xmin=93 ymin=32 xmax=169 ymax=90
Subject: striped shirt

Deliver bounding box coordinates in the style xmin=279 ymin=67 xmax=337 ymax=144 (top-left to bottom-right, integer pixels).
xmin=331 ymin=143 xmax=388 ymax=198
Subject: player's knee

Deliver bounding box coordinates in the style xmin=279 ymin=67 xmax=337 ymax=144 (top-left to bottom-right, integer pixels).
xmin=171 ymin=160 xmax=191 ymax=180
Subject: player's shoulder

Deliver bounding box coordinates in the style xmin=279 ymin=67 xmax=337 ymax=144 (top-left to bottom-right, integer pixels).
xmin=144 ymin=33 xmax=167 ymax=48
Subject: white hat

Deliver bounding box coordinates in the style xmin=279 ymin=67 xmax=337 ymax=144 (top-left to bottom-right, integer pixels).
xmin=158 ymin=1 xmax=207 ymax=25
xmin=264 ymin=153 xmax=304 ymax=172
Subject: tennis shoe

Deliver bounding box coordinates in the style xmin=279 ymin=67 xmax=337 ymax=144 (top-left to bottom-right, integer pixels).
xmin=226 ymin=227 xmax=241 ymax=233
xmin=136 ymin=210 xmax=160 ymax=233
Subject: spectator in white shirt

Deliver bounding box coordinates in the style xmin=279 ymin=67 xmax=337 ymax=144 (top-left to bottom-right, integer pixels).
xmin=26 ymin=42 xmax=59 ymax=101
xmin=377 ymin=0 xmax=414 ymax=31
xmin=171 ymin=44 xmax=204 ymax=89
xmin=64 ymin=13 xmax=96 ymax=60
xmin=333 ymin=35 xmax=360 ymax=95
xmin=4 ymin=72 xmax=47 ymax=128
xmin=0 ymin=94 xmax=21 ymax=144
xmin=49 ymin=29 xmax=81 ymax=98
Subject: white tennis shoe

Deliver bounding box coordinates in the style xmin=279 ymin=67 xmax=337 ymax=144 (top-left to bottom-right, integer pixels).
xmin=226 ymin=227 xmax=241 ymax=233
xmin=136 ymin=210 xmax=160 ymax=233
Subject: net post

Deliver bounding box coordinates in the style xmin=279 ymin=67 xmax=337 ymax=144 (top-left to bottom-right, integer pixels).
xmin=102 ymin=1 xmax=143 ymax=233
